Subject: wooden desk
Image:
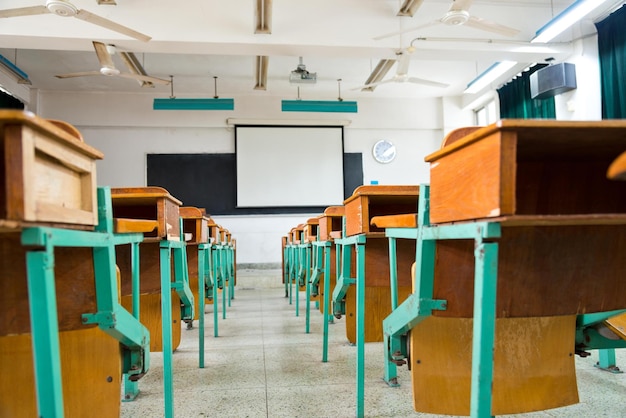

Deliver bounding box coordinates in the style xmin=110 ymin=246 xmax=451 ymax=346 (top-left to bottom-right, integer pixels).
xmin=338 ymin=185 xmax=418 ymax=343
xmin=180 ymin=206 xmax=209 ymax=321
xmin=0 ymin=113 xmax=137 ymax=417
xmin=403 ymin=120 xmax=626 ymax=416
xmin=0 ymin=110 xmax=102 ymax=229
xmin=113 ymin=186 xmax=186 ymax=352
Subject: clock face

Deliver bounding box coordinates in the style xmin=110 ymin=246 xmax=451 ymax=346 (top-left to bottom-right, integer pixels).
xmin=372 ymin=140 xmax=396 ymax=163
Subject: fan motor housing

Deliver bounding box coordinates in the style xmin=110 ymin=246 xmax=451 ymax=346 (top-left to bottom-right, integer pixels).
xmin=46 ymin=1 xmax=79 ymax=17
xmin=441 ymin=10 xmax=470 ymax=26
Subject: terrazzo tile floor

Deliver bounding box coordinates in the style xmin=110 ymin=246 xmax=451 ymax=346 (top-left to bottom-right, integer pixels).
xmin=121 ymin=269 xmax=626 ymax=417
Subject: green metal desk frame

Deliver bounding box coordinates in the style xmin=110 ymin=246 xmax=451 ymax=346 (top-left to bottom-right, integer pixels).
xmin=121 ymin=205 xmax=196 ymax=418
xmin=383 ymin=184 xmax=626 ymax=418
xmin=310 ymin=239 xmax=333 ymax=360
xmin=331 ymin=231 xmax=366 ymax=417
xmin=383 ymin=184 xmax=499 ymax=418
xmin=22 ymin=187 xmax=150 ymax=418
xmin=212 ymin=243 xmax=228 ymax=320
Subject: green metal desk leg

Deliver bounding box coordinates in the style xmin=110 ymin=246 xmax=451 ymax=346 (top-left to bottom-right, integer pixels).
xmin=384 ymin=236 xmax=399 ymax=386
xmin=25 ymin=249 xmax=64 ymax=418
xmin=295 ymin=246 xmax=301 ymax=317
xmin=159 ymin=245 xmax=175 ymax=418
xmin=229 ymin=246 xmax=235 ymax=301
xmin=123 ymin=242 xmax=141 ymax=401
xmin=322 ymin=241 xmax=331 ymax=362
xmin=388 ymin=237 xmax=399 ymax=309
xmin=470 ymin=240 xmax=498 ymax=418
xmin=305 ymin=244 xmax=311 ymax=333
xmin=356 ymin=240 xmax=366 ymax=418
xmin=284 ymin=245 xmax=289 ymax=297
xmin=198 ymin=245 xmax=207 ymax=368
xmin=596 ymin=349 xmax=622 ymax=373
xmin=210 ymin=246 xmax=219 ymax=337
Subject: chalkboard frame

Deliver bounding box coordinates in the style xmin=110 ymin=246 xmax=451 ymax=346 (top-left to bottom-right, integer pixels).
xmin=146 ymin=152 xmax=362 ymax=215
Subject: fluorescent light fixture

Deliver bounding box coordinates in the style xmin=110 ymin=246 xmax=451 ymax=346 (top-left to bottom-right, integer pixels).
xmin=0 ymin=54 xmax=30 ymax=85
xmin=531 ymin=0 xmax=608 ymax=43
xmin=254 ymin=56 xmax=269 ymax=90
xmin=464 ymin=61 xmax=517 ymax=94
xmin=397 ymin=0 xmax=425 ymax=17
xmin=153 ymin=98 xmax=234 ymax=110
xmin=255 ymin=0 xmax=272 ymax=34
xmin=362 ymin=59 xmax=395 ymax=92
xmin=281 ymin=100 xmax=358 ymax=113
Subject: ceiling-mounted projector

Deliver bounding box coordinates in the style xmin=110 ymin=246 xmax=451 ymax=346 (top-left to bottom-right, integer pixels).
xmin=290 ymin=56 xmax=317 ymax=84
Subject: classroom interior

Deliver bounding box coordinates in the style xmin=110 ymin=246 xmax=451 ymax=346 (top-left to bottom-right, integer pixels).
xmin=2 ymin=0 xmax=626 ymax=417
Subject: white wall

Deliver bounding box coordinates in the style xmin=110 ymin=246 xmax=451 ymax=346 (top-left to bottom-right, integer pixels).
xmin=29 ymin=37 xmax=604 ymax=266
xmin=34 ymin=91 xmax=452 ymax=266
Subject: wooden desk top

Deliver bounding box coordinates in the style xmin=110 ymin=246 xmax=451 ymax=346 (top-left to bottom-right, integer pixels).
xmin=179 ymin=206 xmax=207 ymax=220
xmin=0 ymin=110 xmax=103 ymax=159
xmin=323 ymin=205 xmax=345 ymax=216
xmin=344 ymin=185 xmax=419 ymax=203
xmin=110 ymin=186 xmax=183 ymax=206
xmin=426 ymin=119 xmax=626 ymax=162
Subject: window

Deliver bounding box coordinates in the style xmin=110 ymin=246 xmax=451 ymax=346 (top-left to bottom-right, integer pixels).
xmin=474 ymin=99 xmax=497 ymax=126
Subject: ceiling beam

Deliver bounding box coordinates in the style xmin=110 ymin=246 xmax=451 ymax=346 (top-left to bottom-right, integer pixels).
xmin=255 ymin=0 xmax=272 ymax=34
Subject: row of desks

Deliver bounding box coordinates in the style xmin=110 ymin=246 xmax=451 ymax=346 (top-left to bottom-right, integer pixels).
xmin=0 ymin=111 xmax=237 ymax=417
xmin=282 ymin=120 xmax=626 ymax=418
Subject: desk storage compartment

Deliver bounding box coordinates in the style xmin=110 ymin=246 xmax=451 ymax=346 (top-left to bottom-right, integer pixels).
xmin=343 ymin=185 xmax=418 ymax=237
xmin=0 ymin=111 xmax=102 ymax=228
xmin=426 ymin=120 xmax=626 ymax=224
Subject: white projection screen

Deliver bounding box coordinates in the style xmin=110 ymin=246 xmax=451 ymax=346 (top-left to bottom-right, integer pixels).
xmin=235 ymin=126 xmax=344 ymax=207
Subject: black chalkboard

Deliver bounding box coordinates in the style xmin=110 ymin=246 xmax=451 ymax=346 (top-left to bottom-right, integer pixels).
xmin=147 ymin=153 xmax=362 ymax=215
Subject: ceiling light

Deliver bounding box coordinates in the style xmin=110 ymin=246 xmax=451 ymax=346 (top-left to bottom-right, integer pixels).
xmin=397 ymin=0 xmax=425 ymax=17
xmin=153 ymin=75 xmax=234 ymax=110
xmin=531 ymin=0 xmax=611 ymax=43
xmin=154 ymin=98 xmax=234 ymax=110
xmin=254 ymin=56 xmax=268 ymax=90
xmin=0 ymin=53 xmax=31 ymax=85
xmin=361 ymin=59 xmax=395 ymax=92
xmin=281 ymin=100 xmax=357 ymax=113
xmin=255 ymin=0 xmax=272 ymax=34
xmin=464 ymin=61 xmax=517 ymax=94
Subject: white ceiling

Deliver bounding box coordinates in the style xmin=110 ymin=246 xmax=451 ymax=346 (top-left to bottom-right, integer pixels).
xmin=0 ymin=0 xmax=623 ymax=101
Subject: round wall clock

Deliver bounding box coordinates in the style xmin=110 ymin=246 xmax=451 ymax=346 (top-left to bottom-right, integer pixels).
xmin=372 ymin=139 xmax=396 ymax=163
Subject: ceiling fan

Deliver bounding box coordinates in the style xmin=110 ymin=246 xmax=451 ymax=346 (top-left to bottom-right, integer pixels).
xmin=374 ymin=0 xmax=520 ymax=41
xmin=0 ymin=0 xmax=151 ymax=42
xmin=55 ymin=41 xmax=170 ymax=86
xmin=354 ymin=48 xmax=449 ymax=91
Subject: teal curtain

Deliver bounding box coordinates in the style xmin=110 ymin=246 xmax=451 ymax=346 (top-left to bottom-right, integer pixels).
xmin=497 ymin=64 xmax=556 ymax=119
xmin=596 ymin=5 xmax=626 ymax=119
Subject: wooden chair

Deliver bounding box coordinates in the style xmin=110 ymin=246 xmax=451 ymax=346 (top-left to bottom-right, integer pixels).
xmin=0 ymin=111 xmax=148 ymax=417
xmin=383 ymin=120 xmax=626 ymax=416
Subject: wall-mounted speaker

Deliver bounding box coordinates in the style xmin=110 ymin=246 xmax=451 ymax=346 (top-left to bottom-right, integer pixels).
xmin=530 ymin=63 xmax=577 ymax=100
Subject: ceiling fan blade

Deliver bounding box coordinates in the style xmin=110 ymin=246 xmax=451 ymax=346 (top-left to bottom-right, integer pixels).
xmin=373 ymin=20 xmax=438 ymax=41
xmin=118 ymin=73 xmax=171 ymax=85
xmin=75 ymin=9 xmax=151 ymax=42
xmin=353 ymin=79 xmax=395 ymax=91
xmin=0 ymin=5 xmax=49 ymax=18
xmin=397 ymin=0 xmax=425 ymax=17
xmin=465 ymin=15 xmax=520 ymax=37
xmin=92 ymin=41 xmax=116 ymax=71
xmin=450 ymin=0 xmax=473 ymax=12
xmin=407 ymin=77 xmax=449 ymax=88
xmin=55 ymin=71 xmax=102 ymax=79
